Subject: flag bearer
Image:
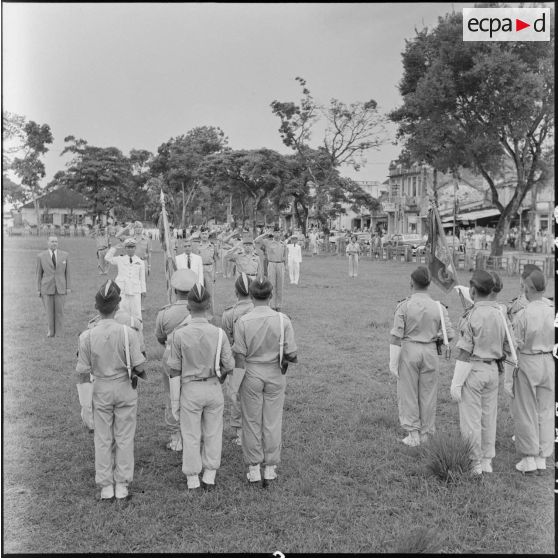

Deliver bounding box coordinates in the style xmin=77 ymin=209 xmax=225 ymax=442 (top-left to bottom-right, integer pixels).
xmin=509 ymin=270 xmax=554 ymax=474
xmin=450 ymin=270 xmax=515 ymax=475
xmin=221 ymin=273 xmax=255 ymax=446
xmin=154 ymin=269 xmax=198 ymax=451
xmin=76 ymin=280 xmax=147 ymax=500
xmin=167 ymin=284 xmax=235 ymax=491
xmin=232 ymin=279 xmax=298 ymax=485
xmin=389 ymin=266 xmax=455 ymax=446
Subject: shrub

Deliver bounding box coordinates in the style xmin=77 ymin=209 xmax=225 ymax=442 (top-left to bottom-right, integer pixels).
xmin=421 ymin=432 xmax=474 ymax=482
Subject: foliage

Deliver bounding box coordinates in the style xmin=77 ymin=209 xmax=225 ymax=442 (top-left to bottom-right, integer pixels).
xmin=150 ymin=126 xmax=228 ymax=227
xmin=420 ymin=431 xmax=475 ymax=482
xmin=390 ymin=11 xmax=554 ymax=256
xmin=2 ymin=175 xmax=27 ymax=206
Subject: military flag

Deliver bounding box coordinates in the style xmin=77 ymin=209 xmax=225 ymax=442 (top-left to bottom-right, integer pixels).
xmin=159 ymin=189 xmax=177 ymax=303
xmin=425 ymin=203 xmax=457 ymax=292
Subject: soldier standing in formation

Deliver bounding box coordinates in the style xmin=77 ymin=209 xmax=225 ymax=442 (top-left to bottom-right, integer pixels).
xmin=196 ymin=227 xmax=218 ymax=307
xmin=389 ymin=267 xmax=455 ymax=447
xmin=154 ymin=269 xmax=198 ymax=451
xmin=76 ymin=280 xmax=147 ymax=500
xmin=221 ymin=273 xmax=255 ymax=446
xmin=254 ymin=226 xmax=288 ymax=312
xmin=167 ymin=284 xmax=235 ymax=491
xmin=232 ymin=278 xmax=298 ymax=485
xmin=508 ymin=270 xmax=554 ymax=474
xmin=450 ymin=270 xmax=514 ymax=475
xmin=224 ymin=233 xmax=262 ymax=280
xmin=92 ymin=224 xmax=111 ymax=275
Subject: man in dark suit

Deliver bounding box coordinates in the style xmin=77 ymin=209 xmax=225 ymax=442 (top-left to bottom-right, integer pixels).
xmin=36 ymin=236 xmax=71 ymax=337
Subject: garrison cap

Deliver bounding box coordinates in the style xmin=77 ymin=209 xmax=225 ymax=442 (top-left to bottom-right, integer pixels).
xmin=411 ymin=266 xmax=431 ymax=287
xmin=242 ymin=232 xmax=254 ymax=244
xmin=171 ymin=269 xmax=198 ymax=292
xmin=470 ymin=270 xmax=494 ymax=296
xmin=123 ymin=237 xmax=137 ymax=247
xmin=188 ymin=282 xmax=211 ymax=308
xmin=521 ymin=264 xmax=542 ymax=280
xmin=249 ymin=277 xmax=273 ymax=300
xmin=489 ymin=271 xmax=503 ymax=293
xmin=95 ymin=279 xmax=121 ymax=313
xmin=525 ymin=270 xmax=546 ymax=292
xmin=235 ymin=272 xmax=252 ymax=296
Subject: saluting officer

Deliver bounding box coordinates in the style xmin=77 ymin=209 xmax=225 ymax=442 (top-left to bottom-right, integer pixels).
xmin=167 ymin=284 xmax=235 ymax=491
xmin=389 ymin=266 xmax=455 ymax=447
xmin=450 ymin=270 xmax=515 ymax=475
xmin=254 ymin=226 xmax=288 ymax=311
xmin=221 ymin=273 xmax=255 ymax=446
xmin=92 ymin=225 xmax=110 ymax=275
xmin=117 ymin=221 xmax=152 ymax=282
xmin=154 ymin=269 xmax=198 ymax=451
xmin=509 ymin=270 xmax=554 ymax=474
xmin=232 ymin=279 xmax=298 ymax=485
xmin=76 ymin=280 xmax=147 ymax=500
xmin=224 ymin=233 xmax=262 ymax=280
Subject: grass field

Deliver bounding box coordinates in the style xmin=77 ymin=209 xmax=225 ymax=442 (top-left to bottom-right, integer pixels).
xmin=2 ymin=236 xmax=554 ymax=554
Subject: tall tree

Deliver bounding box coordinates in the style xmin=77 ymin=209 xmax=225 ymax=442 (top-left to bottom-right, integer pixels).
xmin=11 ymin=120 xmax=53 ymax=226
xmin=150 ymin=126 xmax=228 ymax=228
xmin=271 ymin=77 xmax=388 ymax=225
xmin=51 ymin=137 xmax=136 ymax=221
xmin=390 ymin=11 xmax=554 ymax=256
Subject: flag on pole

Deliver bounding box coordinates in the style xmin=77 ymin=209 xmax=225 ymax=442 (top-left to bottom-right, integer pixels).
xmin=426 ymin=204 xmax=457 ymax=292
xmin=159 ymin=189 xmax=176 ymax=303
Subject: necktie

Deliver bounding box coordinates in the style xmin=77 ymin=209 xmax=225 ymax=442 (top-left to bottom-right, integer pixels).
xmin=51 ymin=251 xmax=56 ymax=268
xmin=187 ymin=255 xmax=191 ymax=269
xmin=130 ymin=257 xmax=133 ymax=264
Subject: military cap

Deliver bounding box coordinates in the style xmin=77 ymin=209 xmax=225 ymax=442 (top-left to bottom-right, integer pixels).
xmin=171 ymin=269 xmax=198 ymax=292
xmin=123 ymin=237 xmax=137 ymax=247
xmin=469 ymin=269 xmax=494 ymax=296
xmin=235 ymin=272 xmax=252 ymax=296
xmin=188 ymin=282 xmax=211 ymax=308
xmin=525 ymin=269 xmax=546 ymax=292
xmin=521 ymin=263 xmax=542 ymax=280
xmin=95 ymin=279 xmax=121 ymax=313
xmin=411 ymin=266 xmax=431 ymax=287
xmin=242 ymin=232 xmax=254 ymax=244
xmin=249 ymin=278 xmax=273 ymax=300
xmin=489 ymin=271 xmax=503 ymax=293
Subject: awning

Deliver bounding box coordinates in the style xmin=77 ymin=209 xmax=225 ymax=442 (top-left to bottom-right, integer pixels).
xmin=457 ymin=208 xmax=500 ymax=221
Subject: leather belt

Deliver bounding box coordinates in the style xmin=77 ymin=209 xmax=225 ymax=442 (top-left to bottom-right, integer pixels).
xmin=203 ymin=263 xmax=214 ymax=266
xmin=268 ymin=261 xmax=284 ymax=263
xmin=519 ymin=351 xmax=552 ymax=355
xmin=470 ymin=359 xmax=497 ymax=364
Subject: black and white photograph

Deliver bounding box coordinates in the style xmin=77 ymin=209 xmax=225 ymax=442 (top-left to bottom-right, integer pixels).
xmin=2 ymin=2 xmax=554 ymax=554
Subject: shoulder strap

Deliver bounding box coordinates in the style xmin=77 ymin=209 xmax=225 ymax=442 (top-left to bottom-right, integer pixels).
xmin=214 ymin=328 xmax=223 ymax=378
xmin=498 ymin=307 xmax=517 ymax=364
xmin=278 ymin=312 xmax=285 ymax=366
xmin=436 ymin=301 xmax=448 ymax=346
xmin=122 ymin=325 xmax=132 ymax=378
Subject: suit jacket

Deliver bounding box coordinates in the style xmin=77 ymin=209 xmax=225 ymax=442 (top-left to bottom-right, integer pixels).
xmin=175 ymin=252 xmax=204 ymax=284
xmin=36 ymin=249 xmax=71 ymax=295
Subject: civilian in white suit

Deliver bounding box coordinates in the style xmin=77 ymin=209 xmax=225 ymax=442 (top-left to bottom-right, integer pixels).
xmin=287 ymin=237 xmax=302 ymax=285
xmin=176 ymin=238 xmax=204 ymax=284
xmin=105 ymin=238 xmax=146 ymax=322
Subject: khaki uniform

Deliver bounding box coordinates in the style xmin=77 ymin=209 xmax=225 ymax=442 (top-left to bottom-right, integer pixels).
xmin=507 ymin=293 xmax=552 ymax=321
xmin=76 ymin=319 xmax=146 ymax=489
xmin=88 ymin=308 xmax=144 ymax=353
xmin=455 ymin=301 xmax=513 ymax=463
xmin=391 ymin=293 xmax=455 ymax=436
xmin=93 ymin=232 xmax=110 ymax=273
xmin=511 ymin=300 xmax=554 ymax=458
xmin=221 ymin=300 xmax=255 ymax=430
xmin=155 ymin=300 xmax=190 ymax=447
xmin=232 ymin=307 xmax=297 ymax=467
xmin=198 ymin=241 xmax=217 ymax=299
xmin=257 ymin=238 xmax=288 ymax=310
xmin=227 ymin=248 xmax=261 ymax=279
xmin=168 ymin=318 xmax=234 ymax=477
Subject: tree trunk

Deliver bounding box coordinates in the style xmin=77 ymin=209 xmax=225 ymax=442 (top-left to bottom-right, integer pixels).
xmin=181 ymin=183 xmax=186 ymax=229
xmin=490 ymin=196 xmax=522 ymax=257
xmin=33 ymin=197 xmax=40 ymax=233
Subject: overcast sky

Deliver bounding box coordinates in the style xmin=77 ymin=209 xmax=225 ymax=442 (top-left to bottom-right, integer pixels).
xmin=3 ymin=2 xmax=479 ymax=185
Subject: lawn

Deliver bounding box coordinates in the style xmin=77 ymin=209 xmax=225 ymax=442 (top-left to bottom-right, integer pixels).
xmin=1 ymin=236 xmax=554 ymax=554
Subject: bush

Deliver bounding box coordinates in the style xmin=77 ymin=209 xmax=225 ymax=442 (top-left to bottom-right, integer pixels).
xmin=421 ymin=431 xmax=474 ymax=482
xmin=394 ymin=526 xmax=445 ymax=553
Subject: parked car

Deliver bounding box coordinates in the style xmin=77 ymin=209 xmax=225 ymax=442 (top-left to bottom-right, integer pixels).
xmin=386 ymin=233 xmax=426 ymax=255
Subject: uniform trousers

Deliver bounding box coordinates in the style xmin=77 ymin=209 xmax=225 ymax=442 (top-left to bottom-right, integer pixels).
xmin=348 ymin=254 xmax=359 ymax=278
xmin=180 ymin=378 xmax=224 ymax=476
xmin=267 ymin=262 xmax=285 ymax=309
xmin=240 ymin=363 xmax=286 ymax=466
xmin=397 ymin=341 xmax=439 ymax=435
xmin=120 ymin=293 xmax=142 ymax=322
xmin=458 ymin=362 xmax=499 ymax=462
xmin=288 ymin=261 xmax=300 ymax=284
xmin=97 ymin=248 xmax=109 ymax=273
xmin=227 ymin=368 xmax=245 ymax=429
xmin=41 ymin=292 xmax=66 ymax=336
xmin=93 ymin=377 xmax=137 ymax=488
xmin=162 ymin=358 xmax=182 ymax=445
xmin=203 ymin=264 xmax=215 ymax=299
xmin=511 ymin=354 xmax=554 ymax=458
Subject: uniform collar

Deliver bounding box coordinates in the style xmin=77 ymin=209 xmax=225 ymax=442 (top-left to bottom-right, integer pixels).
xmin=411 ymin=291 xmax=431 ymax=299
xmin=173 ymin=300 xmax=189 ymax=305
xmin=189 ymin=316 xmax=209 ymax=323
xmin=252 ymin=305 xmax=274 ymax=313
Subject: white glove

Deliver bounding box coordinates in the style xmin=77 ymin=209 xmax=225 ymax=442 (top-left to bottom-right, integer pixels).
xmin=389 ymin=345 xmax=401 ymax=378
xmin=454 ymin=285 xmax=473 ymax=305
xmin=450 ymin=360 xmax=472 ymax=402
xmin=76 ymin=382 xmax=94 ymax=430
xmin=169 ymin=376 xmax=181 ymax=422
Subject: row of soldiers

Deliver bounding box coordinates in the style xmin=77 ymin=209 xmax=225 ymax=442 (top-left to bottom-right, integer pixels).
xmin=76 ymin=268 xmax=297 ymax=499
xmin=389 ymin=263 xmax=553 ymax=475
